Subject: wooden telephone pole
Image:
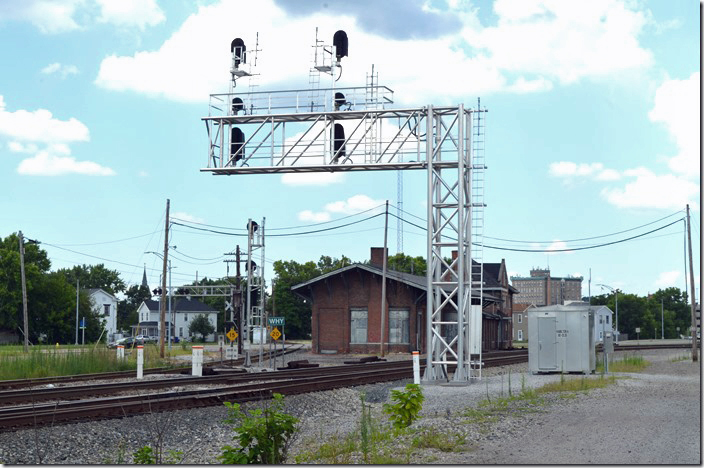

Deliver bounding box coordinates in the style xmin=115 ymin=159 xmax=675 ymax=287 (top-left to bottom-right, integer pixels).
xmin=160 ymin=199 xmax=170 ymax=358
xmin=686 ymin=205 xmax=698 ymax=362
xmin=18 ymin=231 xmax=29 ymax=353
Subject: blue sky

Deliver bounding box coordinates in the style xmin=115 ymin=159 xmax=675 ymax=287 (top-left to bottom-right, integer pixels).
xmin=0 ymin=0 xmax=700 ymax=302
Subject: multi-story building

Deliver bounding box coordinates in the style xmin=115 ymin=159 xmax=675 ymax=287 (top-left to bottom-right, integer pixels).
xmin=511 ymin=268 xmax=583 ymax=306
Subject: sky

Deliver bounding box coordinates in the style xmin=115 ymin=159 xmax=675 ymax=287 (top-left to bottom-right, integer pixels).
xmin=0 ymin=0 xmax=700 ymax=304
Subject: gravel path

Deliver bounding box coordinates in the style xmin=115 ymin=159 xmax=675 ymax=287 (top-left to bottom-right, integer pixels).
xmin=0 ymin=348 xmax=699 ymax=464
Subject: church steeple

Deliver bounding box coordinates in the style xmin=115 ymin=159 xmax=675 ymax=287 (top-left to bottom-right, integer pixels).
xmin=141 ymin=264 xmax=149 ymax=289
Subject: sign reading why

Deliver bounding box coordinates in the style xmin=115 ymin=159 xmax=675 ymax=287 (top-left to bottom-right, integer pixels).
xmin=268 ymin=317 xmax=285 ymax=327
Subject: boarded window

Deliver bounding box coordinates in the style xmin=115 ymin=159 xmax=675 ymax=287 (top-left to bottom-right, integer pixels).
xmin=350 ymin=308 xmax=368 ymax=344
xmin=389 ymin=308 xmax=410 ymax=344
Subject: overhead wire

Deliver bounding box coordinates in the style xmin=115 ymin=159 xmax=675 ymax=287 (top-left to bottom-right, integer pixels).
xmin=386 ymin=212 xmax=685 ymax=253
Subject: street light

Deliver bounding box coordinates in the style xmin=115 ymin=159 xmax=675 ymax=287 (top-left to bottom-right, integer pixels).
xmin=597 ymin=284 xmax=619 ymax=342
xmin=145 ymin=251 xmax=175 ymax=350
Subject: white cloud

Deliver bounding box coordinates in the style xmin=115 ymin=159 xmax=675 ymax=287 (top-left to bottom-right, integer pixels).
xmin=648 ymin=72 xmax=699 ymax=177
xmin=137 ymin=170 xmax=148 ymax=177
xmin=17 ymin=145 xmax=115 ymax=176
xmin=325 ymin=194 xmax=385 ymax=215
xmin=95 ymin=0 xmax=654 ymax=103
xmin=549 ymin=161 xmax=608 ymax=179
xmin=171 ymin=212 xmax=204 ymax=224
xmin=654 ymin=270 xmax=681 ymax=288
xmin=0 ymin=0 xmax=165 ymax=33
xmin=464 ymin=0 xmax=653 ymax=85
xmin=7 ymin=141 xmax=38 ymax=153
xmin=0 ymin=95 xmax=89 ymax=143
xmin=545 ymin=240 xmax=573 ymax=255
xmin=298 ymin=210 xmax=331 ymax=222
xmin=41 ymin=62 xmax=79 ymax=78
xmin=296 ymin=194 xmax=385 ymax=224
xmin=594 ymin=168 xmax=621 ymax=181
xmin=281 ymin=172 xmax=345 ymax=186
xmin=95 ymin=0 xmax=164 ymax=30
xmin=0 ymin=0 xmax=84 ymax=34
xmin=601 ymin=168 xmax=699 ymax=210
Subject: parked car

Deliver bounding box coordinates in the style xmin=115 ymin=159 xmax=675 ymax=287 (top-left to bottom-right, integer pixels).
xmin=107 ymin=337 xmax=128 ymax=349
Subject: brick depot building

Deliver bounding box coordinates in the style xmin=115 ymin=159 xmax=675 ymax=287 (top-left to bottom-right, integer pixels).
xmin=291 ymin=248 xmax=516 ymax=354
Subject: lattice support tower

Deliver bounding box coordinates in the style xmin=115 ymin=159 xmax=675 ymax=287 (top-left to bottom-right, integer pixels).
xmin=246 ymin=218 xmax=266 ymax=363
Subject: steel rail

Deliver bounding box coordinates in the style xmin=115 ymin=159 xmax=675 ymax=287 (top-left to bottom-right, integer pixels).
xmin=0 ymin=344 xmax=303 ymax=391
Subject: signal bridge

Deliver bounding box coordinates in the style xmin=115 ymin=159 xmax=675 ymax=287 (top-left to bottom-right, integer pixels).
xmin=201 ymin=29 xmax=487 ymax=383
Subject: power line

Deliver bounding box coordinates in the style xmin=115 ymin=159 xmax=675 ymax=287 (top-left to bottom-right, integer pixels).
xmin=386 ymin=212 xmax=685 ymax=253
xmin=48 ymin=230 xmax=162 ymax=247
xmin=171 ymin=212 xmax=386 ymax=238
xmin=170 ymin=203 xmax=385 ymax=232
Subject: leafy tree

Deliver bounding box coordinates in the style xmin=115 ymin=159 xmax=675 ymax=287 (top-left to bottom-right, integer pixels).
xmin=189 ymin=313 xmax=215 ymax=341
xmin=271 ymin=259 xmax=320 ymax=339
xmin=387 ymin=253 xmax=427 ymax=276
xmin=317 ymin=255 xmax=352 ymax=274
xmin=56 ymin=263 xmax=126 ymax=295
xmin=0 ymin=233 xmax=103 ymax=344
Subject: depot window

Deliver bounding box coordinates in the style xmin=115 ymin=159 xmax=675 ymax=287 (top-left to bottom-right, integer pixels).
xmin=350 ymin=308 xmax=368 ymax=344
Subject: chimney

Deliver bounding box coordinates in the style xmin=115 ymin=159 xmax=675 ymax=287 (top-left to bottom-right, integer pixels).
xmin=370 ymin=247 xmax=387 ymax=268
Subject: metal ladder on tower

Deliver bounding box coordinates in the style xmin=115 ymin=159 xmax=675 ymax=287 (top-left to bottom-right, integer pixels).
xmin=364 ymin=65 xmax=378 ymax=163
xmin=470 ymin=99 xmax=487 ymax=379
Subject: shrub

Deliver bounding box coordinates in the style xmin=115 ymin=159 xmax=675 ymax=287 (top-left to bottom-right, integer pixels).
xmin=219 ymin=393 xmax=299 ymax=464
xmin=383 ymin=383 xmax=424 ymax=429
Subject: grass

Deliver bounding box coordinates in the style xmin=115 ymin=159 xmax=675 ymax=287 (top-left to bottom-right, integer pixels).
xmin=536 ymin=374 xmax=616 ymax=393
xmin=0 ymin=345 xmax=174 ymax=380
xmin=596 ymin=354 xmax=650 ymax=373
xmin=411 ymin=428 xmax=467 ymax=452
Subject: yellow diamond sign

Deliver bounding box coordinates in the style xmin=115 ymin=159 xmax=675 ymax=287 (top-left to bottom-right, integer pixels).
xmin=270 ymin=327 xmax=282 ymax=341
xmin=226 ymin=328 xmax=238 ymax=341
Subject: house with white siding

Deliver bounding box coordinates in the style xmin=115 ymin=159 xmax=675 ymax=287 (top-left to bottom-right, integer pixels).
xmin=88 ymin=289 xmax=118 ymax=342
xmin=133 ymin=298 xmax=218 ymax=342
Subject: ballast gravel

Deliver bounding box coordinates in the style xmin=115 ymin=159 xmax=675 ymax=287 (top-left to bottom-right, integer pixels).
xmin=0 ymin=348 xmax=699 ymax=464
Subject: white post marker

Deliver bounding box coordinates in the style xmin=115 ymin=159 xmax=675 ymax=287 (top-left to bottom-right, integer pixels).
xmin=412 ymin=351 xmax=420 ymax=384
xmin=136 ymin=346 xmax=144 ymax=379
xmin=192 ymin=346 xmax=204 ymax=376
xmin=117 ymin=345 xmax=125 ymax=360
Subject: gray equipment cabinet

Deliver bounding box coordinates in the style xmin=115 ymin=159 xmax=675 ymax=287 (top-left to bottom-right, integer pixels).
xmin=528 ymin=305 xmax=595 ymax=374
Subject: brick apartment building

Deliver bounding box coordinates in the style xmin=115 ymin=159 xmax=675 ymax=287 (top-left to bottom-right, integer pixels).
xmin=511 ymin=268 xmax=583 ymax=306
xmin=291 ymin=248 xmax=516 ymax=354
xmin=510 ymin=268 xmax=583 ymax=341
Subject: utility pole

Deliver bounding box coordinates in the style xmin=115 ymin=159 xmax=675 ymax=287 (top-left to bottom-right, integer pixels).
xmin=661 ymin=298 xmax=664 ymax=340
xmin=75 ymin=279 xmax=79 ymax=345
xmin=160 ymin=199 xmax=170 ymax=358
xmin=380 ymin=201 xmax=389 ymax=357
xmin=686 ymin=204 xmax=698 ymax=361
xmin=236 ymin=245 xmax=243 ymax=355
xmin=18 ymin=231 xmax=29 ymax=353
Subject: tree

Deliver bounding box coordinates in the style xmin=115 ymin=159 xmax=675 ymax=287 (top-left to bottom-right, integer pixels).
xmin=189 ymin=313 xmax=215 ymax=341
xmin=56 ymin=263 xmax=126 ymax=296
xmin=0 ymin=233 xmax=104 ymax=344
xmin=387 ymin=253 xmax=427 ymax=276
xmin=271 ymin=260 xmax=319 ymax=339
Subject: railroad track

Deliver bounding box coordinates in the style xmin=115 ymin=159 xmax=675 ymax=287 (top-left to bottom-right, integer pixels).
xmin=0 ymin=343 xmax=304 ymax=391
xmin=0 ymin=351 xmax=530 ymax=431
xmin=0 ymin=345 xmax=689 ymax=431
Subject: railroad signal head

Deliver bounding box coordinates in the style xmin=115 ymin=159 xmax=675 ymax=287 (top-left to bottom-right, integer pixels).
xmin=230 ymin=38 xmax=247 ymax=68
